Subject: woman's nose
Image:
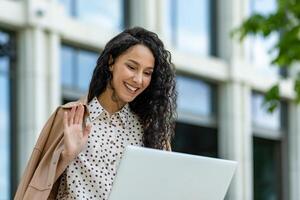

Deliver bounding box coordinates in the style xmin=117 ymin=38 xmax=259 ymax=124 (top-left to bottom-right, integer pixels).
xmin=133 ymin=72 xmax=143 ymax=85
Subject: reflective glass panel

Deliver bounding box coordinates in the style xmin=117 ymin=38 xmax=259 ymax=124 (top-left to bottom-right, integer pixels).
xmin=61 ymin=45 xmax=74 ymax=87
xmin=251 ymin=0 xmax=276 ymax=14
xmin=253 ymin=137 xmax=282 ymax=200
xmin=166 ymin=0 xmax=211 ymax=55
xmin=251 ymin=93 xmax=280 ymax=130
xmin=59 ymin=0 xmax=73 ymax=16
xmin=61 ymin=44 xmax=99 ymax=93
xmin=162 ymin=0 xmax=172 ymax=43
xmin=78 ymin=50 xmax=98 ymax=91
xmin=176 ymin=0 xmax=210 ymax=55
xmin=0 ymin=57 xmax=9 ymax=73
xmin=177 ymin=76 xmax=213 ymax=117
xmin=247 ymin=0 xmax=278 ymax=76
xmin=173 ymin=122 xmax=218 ymax=158
xmin=0 ymin=61 xmax=10 ymax=200
xmin=0 ymin=32 xmax=9 ymax=44
xmin=77 ymin=0 xmax=123 ymax=30
xmin=59 ymin=0 xmax=123 ymax=30
xmin=0 ymin=32 xmax=10 ymax=72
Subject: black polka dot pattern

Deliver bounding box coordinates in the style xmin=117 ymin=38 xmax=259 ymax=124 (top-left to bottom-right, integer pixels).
xmin=56 ymin=97 xmax=144 ymax=199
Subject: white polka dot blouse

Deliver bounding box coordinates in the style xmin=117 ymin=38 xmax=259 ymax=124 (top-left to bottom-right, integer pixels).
xmin=56 ymin=97 xmax=144 ymax=199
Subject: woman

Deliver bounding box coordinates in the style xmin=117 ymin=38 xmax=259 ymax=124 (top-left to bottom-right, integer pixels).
xmin=14 ymin=27 xmax=177 ymax=200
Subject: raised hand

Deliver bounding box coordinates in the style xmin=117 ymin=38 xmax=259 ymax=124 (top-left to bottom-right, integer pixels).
xmin=62 ymin=104 xmax=91 ymax=159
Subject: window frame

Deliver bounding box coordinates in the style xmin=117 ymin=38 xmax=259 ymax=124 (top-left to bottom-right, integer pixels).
xmin=251 ymin=91 xmax=289 ymax=200
xmin=60 ymin=43 xmax=99 ymax=102
xmin=59 ymin=0 xmax=128 ymax=30
xmin=176 ymin=73 xmax=218 ymax=128
xmin=251 ymin=92 xmax=287 ymax=139
xmin=247 ymin=0 xmax=288 ymax=77
xmin=168 ymin=0 xmax=217 ymax=56
xmin=253 ymin=137 xmax=283 ymax=200
xmin=0 ymin=29 xmax=17 ymax=199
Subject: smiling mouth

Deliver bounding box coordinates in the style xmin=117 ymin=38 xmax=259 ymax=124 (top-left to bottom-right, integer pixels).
xmin=124 ymin=83 xmax=139 ymax=93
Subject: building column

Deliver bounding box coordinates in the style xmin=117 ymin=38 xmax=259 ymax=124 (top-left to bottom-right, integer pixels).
xmin=218 ymin=0 xmax=247 ymax=61
xmin=16 ymin=0 xmax=62 ymax=178
xmin=218 ymin=0 xmax=253 ymax=197
xmin=219 ymin=81 xmax=253 ymax=200
xmin=129 ymin=0 xmax=159 ymax=32
xmin=48 ymin=32 xmax=61 ymax=113
xmin=17 ymin=27 xmax=49 ymax=178
xmin=288 ymin=103 xmax=300 ymax=200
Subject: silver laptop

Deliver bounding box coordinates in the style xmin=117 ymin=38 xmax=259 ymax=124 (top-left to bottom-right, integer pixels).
xmin=108 ymin=145 xmax=237 ymax=200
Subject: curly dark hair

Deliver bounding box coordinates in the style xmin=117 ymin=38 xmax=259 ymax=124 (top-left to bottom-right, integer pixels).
xmin=87 ymin=27 xmax=177 ymax=150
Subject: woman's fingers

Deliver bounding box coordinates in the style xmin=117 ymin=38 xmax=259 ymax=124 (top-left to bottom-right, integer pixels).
xmin=74 ymin=105 xmax=81 ymax=124
xmin=63 ymin=111 xmax=69 ymax=128
xmin=69 ymin=106 xmax=76 ymax=125
xmin=78 ymin=105 xmax=84 ymax=124
xmin=74 ymin=104 xmax=84 ymax=124
xmin=63 ymin=105 xmax=89 ymax=158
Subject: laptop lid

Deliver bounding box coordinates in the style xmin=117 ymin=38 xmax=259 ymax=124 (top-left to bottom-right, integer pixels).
xmin=108 ymin=145 xmax=237 ymax=200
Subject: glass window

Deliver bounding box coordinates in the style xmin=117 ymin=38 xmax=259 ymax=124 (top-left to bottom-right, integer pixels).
xmin=0 ymin=57 xmax=9 ymax=73
xmin=61 ymin=44 xmax=99 ymax=99
xmin=253 ymin=137 xmax=282 ymax=200
xmin=247 ymin=0 xmax=279 ymax=76
xmin=174 ymin=75 xmax=218 ymax=158
xmin=0 ymin=75 xmax=10 ymax=200
xmin=251 ymin=0 xmax=277 ymax=14
xmin=252 ymin=92 xmax=288 ymax=200
xmin=165 ymin=0 xmax=211 ymax=55
xmin=173 ymin=122 xmax=218 ymax=158
xmin=78 ymin=50 xmax=98 ymax=91
xmin=59 ymin=0 xmax=74 ymax=16
xmin=60 ymin=45 xmax=75 ymax=88
xmin=251 ymin=92 xmax=280 ymax=131
xmin=0 ymin=31 xmax=11 ymax=200
xmin=0 ymin=33 xmax=11 ymax=73
xmin=77 ymin=0 xmax=123 ymax=30
xmin=177 ymin=75 xmax=214 ymax=117
xmin=59 ymin=0 xmax=124 ymax=30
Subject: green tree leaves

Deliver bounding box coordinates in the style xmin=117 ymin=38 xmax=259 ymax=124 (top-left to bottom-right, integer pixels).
xmin=233 ymin=0 xmax=300 ymax=112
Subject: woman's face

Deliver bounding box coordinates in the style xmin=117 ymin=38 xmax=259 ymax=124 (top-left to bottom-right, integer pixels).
xmin=109 ymin=44 xmax=155 ymax=104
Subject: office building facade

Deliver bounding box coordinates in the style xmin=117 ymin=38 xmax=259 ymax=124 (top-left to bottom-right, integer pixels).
xmin=1 ymin=0 xmax=300 ymax=199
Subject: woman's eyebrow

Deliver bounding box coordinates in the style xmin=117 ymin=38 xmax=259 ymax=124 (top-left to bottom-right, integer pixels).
xmin=128 ymin=59 xmax=154 ymax=69
xmin=127 ymin=59 xmax=140 ymax=66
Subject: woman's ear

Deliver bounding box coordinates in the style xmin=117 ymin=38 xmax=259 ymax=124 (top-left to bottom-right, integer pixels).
xmin=108 ymin=55 xmax=114 ymax=71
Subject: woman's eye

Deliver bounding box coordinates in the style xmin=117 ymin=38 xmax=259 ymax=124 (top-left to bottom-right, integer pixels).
xmin=144 ymin=71 xmax=153 ymax=76
xmin=126 ymin=64 xmax=135 ymax=70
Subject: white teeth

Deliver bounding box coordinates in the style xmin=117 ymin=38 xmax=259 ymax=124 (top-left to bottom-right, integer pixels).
xmin=125 ymin=83 xmax=138 ymax=92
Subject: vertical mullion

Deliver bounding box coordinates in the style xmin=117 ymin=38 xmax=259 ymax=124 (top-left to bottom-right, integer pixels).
xmin=210 ymin=0 xmax=217 ymax=56
xmin=281 ymin=102 xmax=289 ymax=200
xmin=123 ymin=0 xmax=130 ymax=29
xmin=10 ymin=33 xmax=18 ymax=198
